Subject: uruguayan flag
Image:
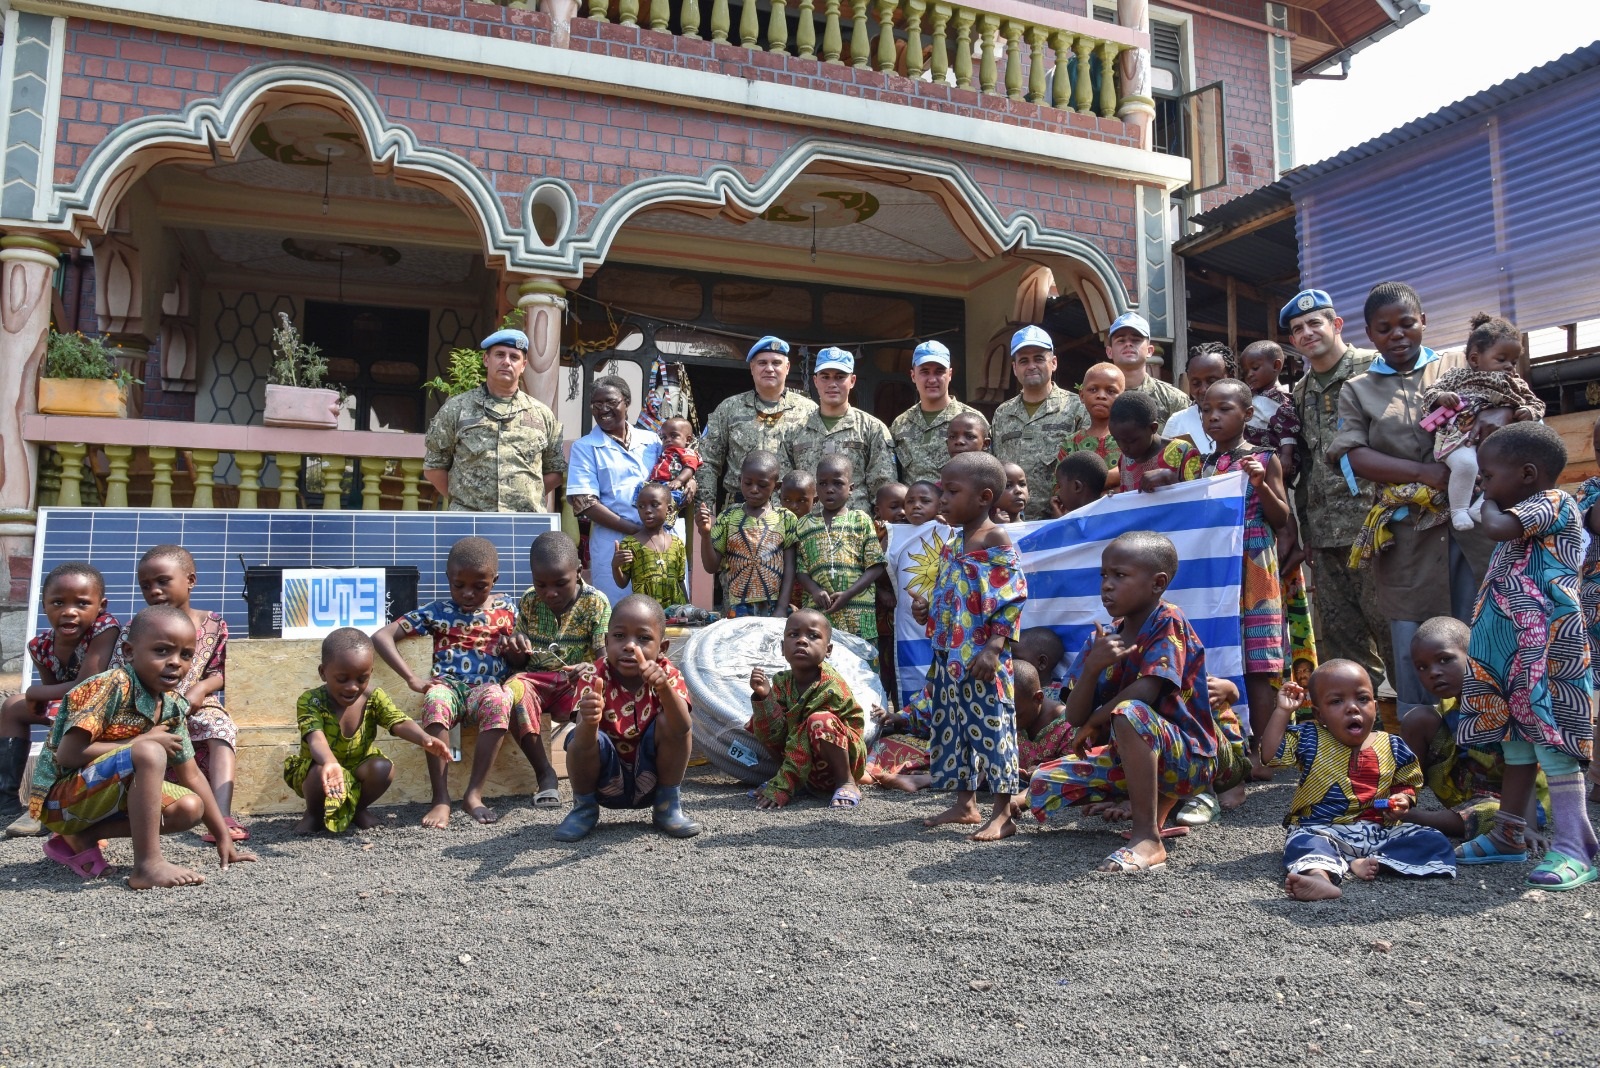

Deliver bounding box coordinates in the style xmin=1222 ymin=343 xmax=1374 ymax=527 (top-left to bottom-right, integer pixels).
xmin=888 ymin=473 xmax=1248 ymax=707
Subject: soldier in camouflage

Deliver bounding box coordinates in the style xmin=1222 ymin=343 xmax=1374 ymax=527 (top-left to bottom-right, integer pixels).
xmin=1283 ymin=288 xmax=1393 ymax=691
xmin=990 ymin=325 xmax=1089 ymax=520
xmin=1104 ymin=311 xmax=1189 ymax=423
xmin=889 ymin=339 xmax=986 ymax=485
xmin=423 ymin=327 xmax=566 ymax=512
xmin=788 ymin=346 xmax=896 ymax=514
xmin=695 ymin=335 xmax=819 ymax=512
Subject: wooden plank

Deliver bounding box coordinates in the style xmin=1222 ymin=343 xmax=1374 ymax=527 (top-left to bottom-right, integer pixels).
xmin=1549 ymin=410 xmax=1599 ymax=488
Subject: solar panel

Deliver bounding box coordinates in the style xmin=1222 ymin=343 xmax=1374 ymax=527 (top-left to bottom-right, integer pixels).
xmin=24 ymin=507 xmax=562 ymax=687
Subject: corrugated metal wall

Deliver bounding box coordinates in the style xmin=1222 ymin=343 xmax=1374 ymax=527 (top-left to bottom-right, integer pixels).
xmin=1293 ymin=66 xmax=1600 ymax=346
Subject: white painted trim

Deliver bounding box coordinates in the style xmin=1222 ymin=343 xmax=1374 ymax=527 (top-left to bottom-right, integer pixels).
xmin=36 ymin=15 xmax=64 ymax=222
xmin=0 ymin=9 xmax=19 ymax=210
xmin=20 ymin=0 xmax=1190 ymax=190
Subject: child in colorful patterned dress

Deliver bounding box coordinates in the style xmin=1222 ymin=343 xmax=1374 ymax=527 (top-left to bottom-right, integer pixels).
xmin=1264 ymin=662 xmax=1456 ymax=902
xmin=945 ymin=410 xmax=990 ymax=457
xmin=129 ymin=545 xmax=246 ymax=843
xmin=553 ymin=594 xmax=701 ymax=841
xmin=1028 ymin=532 xmax=1216 ymax=873
xmin=904 ymin=480 xmax=942 ymax=525
xmin=373 ymin=536 xmax=521 ymax=829
xmin=1454 ymin=423 xmax=1598 ymax=890
xmin=696 ymin=450 xmax=797 ymax=618
xmin=1056 ymin=362 xmax=1125 ymax=485
xmin=747 ymin=609 xmax=867 ymax=809
xmin=613 ymin=483 xmax=690 ymax=608
xmin=1050 ymin=451 xmax=1109 ymax=518
xmin=1239 ymin=340 xmax=1301 ymax=483
xmin=1109 ymin=390 xmax=1201 ymax=493
xmin=794 ymin=455 xmax=887 ymax=640
xmin=285 ymin=628 xmax=452 ymax=834
xmin=648 ymin=415 xmax=702 ymax=510
xmin=912 ymin=452 xmax=1028 ymax=841
xmin=0 ymin=563 xmax=120 ymax=827
xmin=32 ymin=605 xmax=254 ymax=888
xmin=779 ymin=468 xmax=817 ymax=521
xmin=1576 ymin=415 xmax=1600 ymax=803
xmin=992 ymin=463 xmax=1029 ymax=524
xmin=1014 ymin=660 xmax=1072 ymax=775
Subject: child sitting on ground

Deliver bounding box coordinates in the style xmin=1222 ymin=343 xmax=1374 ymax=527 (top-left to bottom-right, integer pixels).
xmin=1028 ymin=532 xmax=1215 ymax=873
xmin=613 ymin=483 xmax=690 ymax=608
xmin=865 ymin=695 xmax=933 ymax=794
xmin=992 ymin=463 xmax=1029 ymax=524
xmin=697 ymin=450 xmax=797 ymax=618
xmin=1239 ymin=340 xmax=1301 ymax=484
xmin=747 ymin=609 xmax=867 ymax=809
xmin=1014 ymin=660 xmax=1072 ymax=775
xmin=1056 ymin=362 xmax=1125 ymax=484
xmin=1576 ymin=414 xmax=1600 ymax=803
xmin=285 ymin=628 xmax=452 ymax=834
xmin=1264 ymin=663 xmax=1456 ymax=902
xmin=648 ymin=415 xmax=702 ymax=510
xmin=1049 ymin=451 xmax=1109 ymax=518
xmin=779 ymin=468 xmax=817 ymax=520
xmin=374 ymin=536 xmax=520 ymax=828
xmin=904 ymin=480 xmax=942 ymax=525
xmin=1109 ymin=391 xmax=1201 ymax=493
xmin=945 ymin=411 xmax=990 ymax=458
xmin=794 ymin=455 xmax=886 ymax=641
xmin=1454 ymin=423 xmax=1597 ymax=889
xmin=1421 ymin=312 xmax=1544 ymax=531
xmin=129 ymin=545 xmax=246 ymax=844
xmin=553 ymin=594 xmax=701 ymax=841
xmin=31 ymin=605 xmax=253 ymax=888
xmin=1015 ymin=627 xmax=1065 ymax=702
xmin=1163 ymin=342 xmax=1232 ymax=455
xmin=0 ymin=563 xmax=120 ymax=828
xmin=914 ymin=452 xmax=1028 ymax=841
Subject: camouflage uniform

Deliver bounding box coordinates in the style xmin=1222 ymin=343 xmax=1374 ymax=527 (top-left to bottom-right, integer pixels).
xmin=1128 ymin=374 xmax=1191 ymax=424
xmin=423 ymin=386 xmax=565 ymax=512
xmin=789 ymin=405 xmax=897 ymax=514
xmin=990 ymin=384 xmax=1088 ymax=520
xmin=1294 ymin=344 xmax=1393 ymax=689
xmin=890 ymin=399 xmax=986 ymax=486
xmin=696 ymin=388 xmax=819 ymax=511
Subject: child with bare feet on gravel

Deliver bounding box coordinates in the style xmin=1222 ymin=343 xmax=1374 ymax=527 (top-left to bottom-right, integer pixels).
xmin=1264 ymin=662 xmax=1456 ymax=902
xmin=913 ymin=452 xmax=1027 ymax=841
xmin=1027 ymin=532 xmax=1215 ymax=873
xmin=0 ymin=563 xmax=120 ymax=831
xmin=31 ymin=605 xmax=253 ymax=888
xmin=374 ymin=536 xmax=519 ymax=828
xmin=747 ymin=610 xmax=867 ymax=809
xmin=285 ymin=628 xmax=451 ymax=834
xmin=553 ymin=595 xmax=701 ymax=841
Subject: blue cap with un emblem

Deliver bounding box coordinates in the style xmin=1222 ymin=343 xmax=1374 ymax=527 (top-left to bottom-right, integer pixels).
xmin=747 ymin=335 xmax=791 ymax=361
xmin=480 ymin=328 xmax=530 ymax=352
xmin=814 ymin=346 xmax=854 ymax=374
xmin=1009 ymin=324 xmax=1054 ymax=356
xmin=1279 ymin=289 xmax=1335 ymax=330
xmin=912 ymin=340 xmax=951 ymax=367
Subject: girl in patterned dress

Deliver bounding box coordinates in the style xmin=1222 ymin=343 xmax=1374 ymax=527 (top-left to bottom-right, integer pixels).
xmin=1456 ymin=423 xmax=1597 ymax=890
xmin=1576 ymin=415 xmax=1600 ymax=802
xmin=1056 ymin=362 xmax=1125 ymax=486
xmin=1108 ymin=389 xmax=1201 ymax=494
xmin=613 ymin=482 xmax=690 ymax=608
xmin=911 ymin=452 xmax=1028 ymax=841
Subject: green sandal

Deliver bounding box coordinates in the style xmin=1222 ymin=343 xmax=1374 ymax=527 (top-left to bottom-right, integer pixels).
xmin=1526 ymin=850 xmax=1598 ymax=892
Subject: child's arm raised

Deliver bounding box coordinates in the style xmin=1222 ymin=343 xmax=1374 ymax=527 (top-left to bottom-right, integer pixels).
xmin=24 ymin=626 xmax=121 ymax=704
xmin=1475 ymin=496 xmax=1526 ymax=542
xmin=372 ymin=619 xmax=429 ymax=694
xmin=695 ymin=505 xmax=722 ymax=573
xmin=641 ymin=658 xmax=691 ymax=733
xmin=611 ymin=541 xmax=636 ymax=592
xmin=1242 ymin=453 xmax=1290 ymax=530
xmin=1255 ymin=680 xmax=1304 ymax=771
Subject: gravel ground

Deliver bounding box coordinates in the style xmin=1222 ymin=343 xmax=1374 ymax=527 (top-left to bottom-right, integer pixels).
xmin=2 ymin=771 xmax=1597 ymax=1068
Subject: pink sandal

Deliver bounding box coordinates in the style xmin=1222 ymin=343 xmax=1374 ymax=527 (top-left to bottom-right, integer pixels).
xmin=199 ymin=817 xmax=250 ymax=844
xmin=43 ymin=834 xmax=111 ymax=879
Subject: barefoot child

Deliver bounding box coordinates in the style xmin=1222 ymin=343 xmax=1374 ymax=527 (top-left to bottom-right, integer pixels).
xmin=1056 ymin=362 xmax=1125 ymax=486
xmin=747 ymin=609 xmax=867 ymax=809
xmin=374 ymin=536 xmax=519 ymax=827
xmin=1239 ymin=340 xmax=1301 ymax=484
xmin=993 ymin=463 xmax=1029 ymax=524
xmin=1014 ymin=660 xmax=1072 ymax=775
xmin=1264 ymin=663 xmax=1456 ymax=902
xmin=613 ymin=483 xmax=690 ymax=608
xmin=31 ymin=605 xmax=253 ymax=887
xmin=0 ymin=563 xmax=120 ymax=827
xmin=945 ymin=411 xmax=990 ymax=457
xmin=904 ymin=480 xmax=942 ymax=525
xmin=1109 ymin=391 xmax=1201 ymax=493
xmin=795 ymin=455 xmax=887 ymax=641
xmin=697 ymin=450 xmax=798 ymax=618
xmin=1455 ymin=423 xmax=1598 ymax=889
xmin=914 ymin=452 xmax=1028 ymax=841
xmin=553 ymin=594 xmax=701 ymax=841
xmin=1163 ymin=342 xmax=1232 ymax=455
xmin=1050 ymin=451 xmax=1109 ymax=518
xmin=285 ymin=628 xmax=452 ymax=834
xmin=128 ymin=545 xmax=246 ymax=843
xmin=1028 ymin=532 xmax=1215 ymax=872
xmin=779 ymin=468 xmax=817 ymax=520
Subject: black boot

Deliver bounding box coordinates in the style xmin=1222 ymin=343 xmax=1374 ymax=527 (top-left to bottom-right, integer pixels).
xmin=0 ymin=738 xmax=28 ymax=819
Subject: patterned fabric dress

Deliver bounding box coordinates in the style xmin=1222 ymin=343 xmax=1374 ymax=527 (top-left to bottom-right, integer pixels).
xmin=395 ymin=595 xmax=519 ymax=731
xmin=1459 ymin=490 xmax=1593 ymax=762
xmin=1421 ymin=368 xmax=1544 ymax=460
xmin=710 ymin=503 xmax=798 ymax=614
xmin=1055 ymin=428 xmax=1122 ymax=469
xmin=794 ymin=509 xmax=886 ymax=640
xmin=1425 ymin=697 xmax=1550 ymax=841
xmin=1117 ymin=438 xmax=1200 ymax=493
xmin=1018 ymin=711 xmax=1074 ymax=775
xmin=924 ymin=536 xmax=1028 ymax=794
xmin=1203 ymin=445 xmax=1284 ymax=674
xmin=28 ymin=611 xmax=121 ymax=722
xmin=1348 ymin=483 xmax=1447 ymax=569
xmin=865 ymin=685 xmax=935 ymax=780
xmin=283 ymin=685 xmax=413 ymax=833
xmin=584 ymin=655 xmax=692 ymax=809
xmin=747 ymin=663 xmax=867 ymax=804
xmin=1574 ymin=477 xmax=1600 ymax=686
xmin=1244 ymin=384 xmax=1301 ymax=463
xmin=616 ymin=533 xmax=689 ymax=606
xmin=170 ymin=612 xmax=235 ymax=777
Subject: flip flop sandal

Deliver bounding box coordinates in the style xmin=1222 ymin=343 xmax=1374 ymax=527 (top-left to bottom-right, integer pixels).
xmin=1174 ymin=792 xmax=1221 ymax=827
xmin=199 ymin=817 xmax=249 ymax=845
xmin=42 ymin=835 xmax=110 ymax=879
xmin=1456 ymin=832 xmax=1527 ymax=865
xmin=830 ymin=784 xmax=863 ymax=808
xmin=1526 ymin=850 xmax=1599 ymax=891
xmin=1096 ymin=845 xmax=1167 ymax=874
xmin=532 ymin=788 xmax=563 ymax=808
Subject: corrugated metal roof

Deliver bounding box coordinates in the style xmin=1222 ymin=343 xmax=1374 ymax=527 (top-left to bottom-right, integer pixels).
xmin=1186 ymin=181 xmax=1291 ymax=231
xmin=1284 ymin=40 xmax=1600 ymax=183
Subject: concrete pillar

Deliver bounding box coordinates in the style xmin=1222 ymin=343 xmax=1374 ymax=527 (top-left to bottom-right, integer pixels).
xmin=515 ymin=277 xmax=568 ymax=413
xmin=1116 ymin=0 xmax=1155 ymax=150
xmin=0 ymin=234 xmax=60 ymax=518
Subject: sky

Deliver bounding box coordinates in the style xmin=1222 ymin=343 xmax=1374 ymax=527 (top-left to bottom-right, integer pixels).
xmin=1292 ymin=0 xmax=1600 ymax=168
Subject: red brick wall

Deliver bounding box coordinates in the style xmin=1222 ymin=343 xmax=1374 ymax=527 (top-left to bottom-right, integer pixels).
xmin=1186 ymin=0 xmax=1275 ymax=203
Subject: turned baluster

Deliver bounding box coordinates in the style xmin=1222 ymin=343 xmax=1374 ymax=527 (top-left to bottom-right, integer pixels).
xmin=618 ymin=0 xmax=638 ymax=25
xmin=190 ymin=449 xmax=218 ymax=509
xmin=849 ymin=1 xmax=870 ymax=68
xmin=682 ymin=0 xmax=702 ymax=37
xmin=711 ymin=0 xmax=730 ymax=43
xmin=1002 ymin=20 xmax=1024 ymax=100
xmin=978 ymin=14 xmax=998 ymax=93
xmin=905 ymin=0 xmax=925 ymax=79
xmin=1025 ymin=26 xmax=1048 ymax=104
xmin=55 ymin=442 xmax=87 ymax=507
xmin=797 ymin=0 xmax=816 ymax=58
xmin=875 ymin=0 xmax=896 ymax=74
xmin=588 ymin=0 xmax=608 ymax=22
xmin=276 ymin=452 xmax=303 ymax=509
xmin=320 ymin=455 xmax=345 ymax=510
xmin=360 ymin=457 xmax=387 ymax=511
xmin=929 ymin=4 xmax=950 ymax=85
xmin=740 ymin=0 xmax=760 ymax=47
xmin=235 ymin=451 xmax=263 ymax=509
xmin=102 ymin=445 xmax=133 ymax=508
xmin=399 ymin=458 xmax=425 ymax=511
xmin=768 ymin=0 xmax=788 ymax=52
xmin=650 ymin=0 xmax=671 ymax=31
xmin=147 ymin=446 xmax=176 ymax=509
xmin=822 ymin=0 xmax=841 ymax=61
xmin=1051 ymin=31 xmax=1072 ymax=110
xmin=1098 ymin=41 xmax=1120 ymax=117
xmin=952 ymin=8 xmax=973 ymax=90
xmin=1073 ymin=35 xmax=1094 ymax=113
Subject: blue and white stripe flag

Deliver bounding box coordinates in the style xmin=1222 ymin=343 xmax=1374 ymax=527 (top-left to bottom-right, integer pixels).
xmin=887 ymin=472 xmax=1248 ymax=707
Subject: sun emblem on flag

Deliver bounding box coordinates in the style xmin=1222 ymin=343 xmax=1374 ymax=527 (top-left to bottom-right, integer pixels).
xmin=902 ymin=530 xmax=945 ymax=601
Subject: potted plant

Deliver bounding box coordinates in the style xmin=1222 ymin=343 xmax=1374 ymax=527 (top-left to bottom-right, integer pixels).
xmin=264 ymin=312 xmax=341 ymax=429
xmin=38 ymin=330 xmax=135 ymax=418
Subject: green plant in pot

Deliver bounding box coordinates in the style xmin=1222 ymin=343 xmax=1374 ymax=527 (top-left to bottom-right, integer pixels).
xmin=38 ymin=330 xmax=137 ymax=418
xmin=264 ymin=312 xmax=342 ymax=429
